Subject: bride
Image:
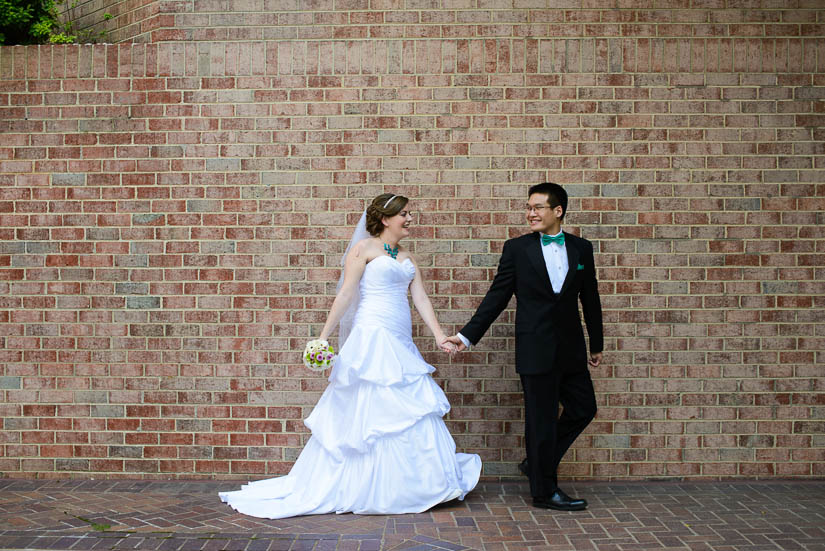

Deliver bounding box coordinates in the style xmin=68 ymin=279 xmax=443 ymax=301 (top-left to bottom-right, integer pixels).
xmin=219 ymin=193 xmax=482 ymax=518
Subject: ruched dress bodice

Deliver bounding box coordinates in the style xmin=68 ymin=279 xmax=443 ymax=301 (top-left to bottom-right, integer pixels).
xmin=352 ymin=256 xmax=415 ymax=338
xmin=219 ymin=253 xmax=481 ymax=519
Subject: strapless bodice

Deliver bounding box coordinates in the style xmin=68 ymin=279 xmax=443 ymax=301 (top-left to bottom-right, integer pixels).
xmin=353 ymin=255 xmax=415 ymax=336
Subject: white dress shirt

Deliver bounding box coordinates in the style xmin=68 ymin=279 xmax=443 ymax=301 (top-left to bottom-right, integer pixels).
xmin=457 ymin=230 xmax=567 ymax=349
xmin=541 ymin=230 xmax=568 ymax=294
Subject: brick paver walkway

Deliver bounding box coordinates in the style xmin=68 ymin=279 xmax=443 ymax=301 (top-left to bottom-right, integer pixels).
xmin=0 ymin=478 xmax=823 ymax=550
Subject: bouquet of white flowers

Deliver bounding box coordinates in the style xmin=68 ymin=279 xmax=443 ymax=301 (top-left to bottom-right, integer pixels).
xmin=303 ymin=339 xmax=335 ymax=371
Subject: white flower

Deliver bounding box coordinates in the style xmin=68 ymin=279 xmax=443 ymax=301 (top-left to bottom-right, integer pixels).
xmin=303 ymin=339 xmax=335 ymax=371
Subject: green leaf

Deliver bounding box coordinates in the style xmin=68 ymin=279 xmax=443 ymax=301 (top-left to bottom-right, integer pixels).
xmin=49 ymin=32 xmax=75 ymax=44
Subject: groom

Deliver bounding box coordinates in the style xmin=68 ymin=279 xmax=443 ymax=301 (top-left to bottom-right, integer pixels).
xmin=447 ymin=182 xmax=603 ymax=511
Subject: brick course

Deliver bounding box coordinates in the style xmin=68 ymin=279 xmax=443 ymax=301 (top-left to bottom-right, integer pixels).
xmin=0 ymin=2 xmax=823 ymax=480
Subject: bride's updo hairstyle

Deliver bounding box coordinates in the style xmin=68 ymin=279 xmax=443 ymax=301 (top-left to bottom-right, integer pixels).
xmin=365 ymin=193 xmax=409 ymax=236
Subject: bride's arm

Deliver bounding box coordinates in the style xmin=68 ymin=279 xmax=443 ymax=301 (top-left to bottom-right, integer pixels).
xmin=408 ymin=257 xmax=454 ymax=352
xmin=319 ymin=241 xmax=369 ymax=341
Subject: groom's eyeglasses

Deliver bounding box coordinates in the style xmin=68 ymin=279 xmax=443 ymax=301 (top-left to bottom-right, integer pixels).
xmin=525 ymin=204 xmax=552 ymax=214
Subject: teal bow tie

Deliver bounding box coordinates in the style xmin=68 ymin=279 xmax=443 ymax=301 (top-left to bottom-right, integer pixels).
xmin=541 ymin=233 xmax=565 ymax=246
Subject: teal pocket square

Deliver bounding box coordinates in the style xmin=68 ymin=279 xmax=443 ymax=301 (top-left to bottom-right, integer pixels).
xmin=576 ymin=263 xmax=585 ymax=270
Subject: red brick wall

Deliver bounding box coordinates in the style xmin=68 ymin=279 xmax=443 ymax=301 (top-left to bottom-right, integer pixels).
xmin=1 ymin=3 xmax=824 ymax=480
xmin=57 ymin=0 xmax=164 ymax=44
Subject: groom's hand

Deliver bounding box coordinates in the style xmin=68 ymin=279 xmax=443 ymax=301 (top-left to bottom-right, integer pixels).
xmin=588 ymin=352 xmax=603 ymax=368
xmin=445 ymin=335 xmax=467 ymax=352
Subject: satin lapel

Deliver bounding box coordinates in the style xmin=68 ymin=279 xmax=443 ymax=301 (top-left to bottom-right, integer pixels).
xmin=559 ymin=233 xmax=580 ymax=297
xmin=526 ymin=232 xmax=553 ymax=289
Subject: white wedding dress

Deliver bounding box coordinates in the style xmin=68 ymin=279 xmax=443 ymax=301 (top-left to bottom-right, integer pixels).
xmin=219 ymin=255 xmax=481 ymax=518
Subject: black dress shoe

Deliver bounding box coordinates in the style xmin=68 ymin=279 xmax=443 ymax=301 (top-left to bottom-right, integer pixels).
xmin=532 ymin=489 xmax=587 ymax=511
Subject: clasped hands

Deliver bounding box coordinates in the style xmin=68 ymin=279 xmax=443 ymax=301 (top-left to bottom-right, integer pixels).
xmin=437 ymin=334 xmax=467 ymax=356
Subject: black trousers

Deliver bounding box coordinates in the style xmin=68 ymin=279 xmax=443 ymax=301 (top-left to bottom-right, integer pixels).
xmin=520 ymin=363 xmax=597 ymax=498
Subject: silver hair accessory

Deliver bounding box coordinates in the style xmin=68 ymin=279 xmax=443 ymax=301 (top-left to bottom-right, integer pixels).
xmin=383 ymin=195 xmax=397 ymax=208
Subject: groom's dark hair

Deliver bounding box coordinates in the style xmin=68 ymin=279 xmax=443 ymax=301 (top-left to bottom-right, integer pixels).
xmin=529 ymin=182 xmax=567 ymax=220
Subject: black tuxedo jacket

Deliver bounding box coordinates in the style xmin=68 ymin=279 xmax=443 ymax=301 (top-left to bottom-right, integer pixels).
xmin=460 ymin=231 xmax=603 ymax=375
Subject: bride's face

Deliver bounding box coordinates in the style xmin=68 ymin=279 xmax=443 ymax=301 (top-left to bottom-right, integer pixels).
xmin=382 ymin=205 xmax=413 ymax=240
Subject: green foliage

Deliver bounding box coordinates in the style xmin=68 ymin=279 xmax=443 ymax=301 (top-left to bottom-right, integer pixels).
xmin=0 ymin=0 xmax=37 ymax=44
xmin=0 ymin=0 xmax=107 ymax=45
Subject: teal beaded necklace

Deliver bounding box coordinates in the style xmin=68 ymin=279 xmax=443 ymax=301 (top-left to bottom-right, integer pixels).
xmin=383 ymin=243 xmax=399 ymax=259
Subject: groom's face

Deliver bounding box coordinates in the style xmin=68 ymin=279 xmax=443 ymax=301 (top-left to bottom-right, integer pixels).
xmin=526 ymin=193 xmax=563 ymax=234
